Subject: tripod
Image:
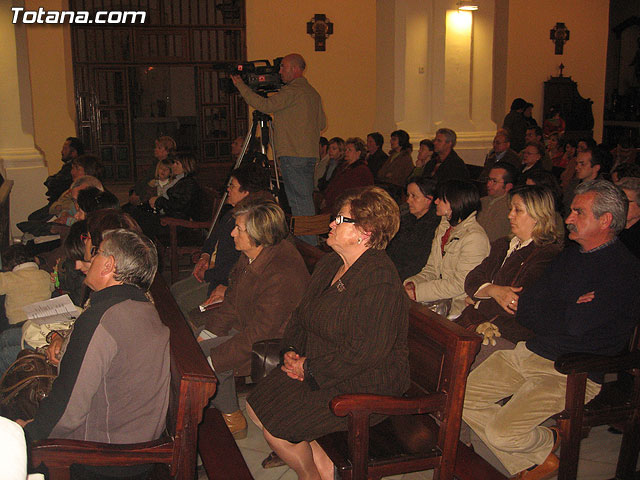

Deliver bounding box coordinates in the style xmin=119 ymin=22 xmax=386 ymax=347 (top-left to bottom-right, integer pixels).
xmin=207 ymin=110 xmax=280 ymax=237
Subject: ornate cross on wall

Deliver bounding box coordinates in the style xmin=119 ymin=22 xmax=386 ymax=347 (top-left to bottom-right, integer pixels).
xmin=307 ymin=14 xmax=333 ymax=51
xmin=550 ymin=22 xmax=570 ymax=55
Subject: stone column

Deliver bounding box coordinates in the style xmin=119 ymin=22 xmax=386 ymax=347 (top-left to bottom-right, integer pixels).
xmin=376 ymin=0 xmax=498 ymax=166
xmin=0 ymin=0 xmax=49 ymax=237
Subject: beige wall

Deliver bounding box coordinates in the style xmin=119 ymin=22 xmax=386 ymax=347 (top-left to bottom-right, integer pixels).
xmin=25 ymin=0 xmax=76 ymax=175
xmin=503 ymin=0 xmax=609 ymax=141
xmin=245 ymin=0 xmax=377 ymax=141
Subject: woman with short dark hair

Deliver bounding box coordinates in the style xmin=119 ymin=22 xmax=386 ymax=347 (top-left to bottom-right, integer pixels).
xmin=386 ymin=177 xmax=439 ymax=280
xmin=404 ymin=179 xmax=490 ymax=317
xmin=376 ymin=129 xmax=414 ymax=190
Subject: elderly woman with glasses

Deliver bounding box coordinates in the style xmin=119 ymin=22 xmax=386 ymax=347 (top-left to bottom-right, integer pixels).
xmin=246 ymin=186 xmax=409 ymax=480
xmin=192 ymin=199 xmax=309 ymax=440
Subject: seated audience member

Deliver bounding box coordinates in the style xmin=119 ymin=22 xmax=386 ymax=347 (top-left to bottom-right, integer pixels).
xmin=523 ymin=170 xmax=566 ymax=244
xmin=502 ymin=98 xmax=528 ymax=153
xmin=170 ymin=162 xmax=272 ymax=317
xmin=137 ymin=158 xmax=176 ymax=210
xmin=0 ymin=245 xmax=53 ymax=332
xmin=191 ymin=200 xmax=309 ymax=439
xmin=407 ymin=139 xmax=434 ymax=183
xmin=130 ymin=135 xmax=177 ymax=206
xmin=0 ymin=222 xmax=90 ymax=375
xmin=133 ymin=154 xmax=202 ymax=241
xmin=73 ymin=187 xmax=119 ymax=222
xmin=49 ymin=155 xmax=104 ymax=222
xmin=559 ymin=138 xmax=577 ymax=170
xmin=523 ymin=102 xmax=537 ymax=128
xmin=463 ymin=179 xmax=640 ymax=480
xmin=611 ymin=162 xmax=640 ymax=183
xmin=477 ymin=161 xmax=518 ymax=242
xmin=562 ymin=147 xmax=607 ymax=217
xmin=478 ymin=130 xmax=521 ymax=183
xmin=365 ymin=132 xmax=388 ymax=178
xmin=376 ymin=129 xmax=414 ymax=188
xmin=560 ymin=137 xmax=596 ymax=189
xmin=421 ymin=128 xmax=470 ymax=183
xmin=519 ymin=141 xmax=545 ymax=177
xmin=314 ymin=136 xmax=330 ymax=190
xmin=542 ymin=106 xmax=566 ymax=139
xmin=321 ymin=137 xmax=374 ymax=213
xmin=404 ymin=180 xmax=490 ymax=317
xmin=246 ymin=186 xmax=409 ymax=479
xmin=20 ymin=229 xmax=168 ymax=463
xmin=386 ymin=177 xmax=439 ymax=280
xmin=27 ymin=137 xmax=84 ymax=223
xmin=616 ymin=177 xmax=640 ymax=259
xmin=610 ymin=138 xmax=637 ymax=172
xmin=546 ymin=132 xmax=564 ymax=168
xmin=522 ymin=126 xmax=552 ymax=171
xmin=316 ymin=137 xmax=345 ymax=193
xmin=456 ymin=185 xmax=563 ymax=366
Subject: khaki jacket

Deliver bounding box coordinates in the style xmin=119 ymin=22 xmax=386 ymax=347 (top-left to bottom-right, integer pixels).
xmin=405 ymin=213 xmax=490 ymax=316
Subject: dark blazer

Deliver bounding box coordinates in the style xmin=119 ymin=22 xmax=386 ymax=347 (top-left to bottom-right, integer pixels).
xmin=479 ymin=148 xmax=521 ymax=182
xmin=422 ymin=149 xmax=470 ymax=184
xmin=376 ymin=149 xmax=414 ymax=187
xmin=458 ymin=237 xmax=561 ymax=343
xmin=366 ymin=149 xmax=389 ymax=178
xmin=154 ymin=173 xmax=201 ymax=220
xmin=386 ymin=207 xmax=439 ymax=280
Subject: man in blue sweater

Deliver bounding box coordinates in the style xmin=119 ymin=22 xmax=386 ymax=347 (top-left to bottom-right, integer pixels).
xmin=462 ymin=179 xmax=640 ymax=480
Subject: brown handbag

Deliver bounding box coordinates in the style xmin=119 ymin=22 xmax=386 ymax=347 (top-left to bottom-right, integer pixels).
xmin=0 ymin=350 xmax=57 ymax=421
xmin=250 ymin=339 xmax=282 ymax=383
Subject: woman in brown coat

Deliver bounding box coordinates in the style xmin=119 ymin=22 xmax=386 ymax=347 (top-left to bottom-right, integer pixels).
xmin=456 ymin=185 xmax=563 ymax=366
xmin=194 ymin=199 xmax=310 ymax=439
xmin=246 ymin=186 xmax=409 ymax=480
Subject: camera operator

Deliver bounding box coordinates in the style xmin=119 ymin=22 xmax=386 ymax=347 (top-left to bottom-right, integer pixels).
xmin=232 ymin=53 xmax=326 ymax=245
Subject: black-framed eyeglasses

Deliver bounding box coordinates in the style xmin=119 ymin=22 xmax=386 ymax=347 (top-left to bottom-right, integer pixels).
xmin=334 ymin=215 xmax=356 ymax=225
xmin=90 ymin=246 xmax=104 ymax=258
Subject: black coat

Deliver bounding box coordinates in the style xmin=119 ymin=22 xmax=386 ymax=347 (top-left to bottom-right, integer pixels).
xmin=154 ymin=174 xmax=201 ymax=220
xmin=422 ymin=149 xmax=470 ymax=184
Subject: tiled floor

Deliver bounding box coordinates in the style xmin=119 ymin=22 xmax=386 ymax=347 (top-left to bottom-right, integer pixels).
xmin=198 ymin=392 xmax=630 ymax=480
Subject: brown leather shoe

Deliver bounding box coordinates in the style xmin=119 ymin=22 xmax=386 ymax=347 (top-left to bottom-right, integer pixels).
xmin=513 ymin=452 xmax=559 ymax=480
xmin=222 ymin=410 xmax=247 ymax=440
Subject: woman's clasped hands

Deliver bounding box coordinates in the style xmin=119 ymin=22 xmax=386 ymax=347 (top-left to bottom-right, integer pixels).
xmin=281 ymin=350 xmax=305 ymax=382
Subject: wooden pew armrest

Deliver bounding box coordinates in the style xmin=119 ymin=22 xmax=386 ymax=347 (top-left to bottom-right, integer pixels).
xmin=330 ymin=392 xmax=447 ymax=417
xmin=554 ymin=350 xmax=640 ymax=375
xmin=31 ymin=437 xmax=173 ymax=468
xmin=160 ymin=217 xmax=212 ymax=229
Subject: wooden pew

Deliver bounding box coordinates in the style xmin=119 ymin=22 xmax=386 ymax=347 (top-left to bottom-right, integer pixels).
xmin=316 ymin=302 xmax=482 ymax=480
xmin=28 ymin=275 xmax=248 ymax=479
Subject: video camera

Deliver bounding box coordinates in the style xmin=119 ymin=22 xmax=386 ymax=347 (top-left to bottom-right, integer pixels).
xmin=220 ymin=58 xmax=284 ymax=95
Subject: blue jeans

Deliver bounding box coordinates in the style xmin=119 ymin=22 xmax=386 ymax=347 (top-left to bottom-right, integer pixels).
xmin=279 ymin=156 xmax=317 ymax=245
xmin=0 ymin=327 xmax=25 ymax=375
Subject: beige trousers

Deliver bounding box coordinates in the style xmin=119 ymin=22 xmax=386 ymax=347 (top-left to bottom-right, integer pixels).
xmin=462 ymin=342 xmax=601 ymax=475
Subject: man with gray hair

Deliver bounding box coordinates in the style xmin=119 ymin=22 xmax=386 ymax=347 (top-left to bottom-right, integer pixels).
xmin=462 ymin=179 xmax=640 ymax=479
xmin=23 ymin=228 xmax=170 ymax=477
xmin=422 ymin=127 xmax=469 ymax=183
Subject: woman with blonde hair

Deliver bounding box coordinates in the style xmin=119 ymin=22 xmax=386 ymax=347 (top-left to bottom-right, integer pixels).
xmin=456 ymin=184 xmax=563 ymax=365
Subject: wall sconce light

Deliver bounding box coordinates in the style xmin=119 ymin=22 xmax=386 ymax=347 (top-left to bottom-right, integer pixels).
xmin=457 ymin=1 xmax=478 ymax=11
